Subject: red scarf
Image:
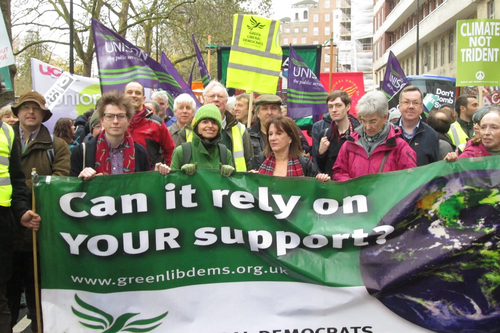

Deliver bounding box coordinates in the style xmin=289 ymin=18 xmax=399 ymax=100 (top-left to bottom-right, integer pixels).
xmin=330 ymin=117 xmax=355 ymax=143
xmin=258 ymin=154 xmax=304 ymax=177
xmin=94 ymin=130 xmax=136 ymax=175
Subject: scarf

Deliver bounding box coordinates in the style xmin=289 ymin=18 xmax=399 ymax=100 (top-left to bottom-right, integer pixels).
xmin=94 ymin=130 xmax=136 ymax=175
xmin=330 ymin=117 xmax=355 ymax=143
xmin=258 ymin=153 xmax=304 ymax=177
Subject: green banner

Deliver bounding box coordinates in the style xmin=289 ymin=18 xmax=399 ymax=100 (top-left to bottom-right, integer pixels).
xmin=36 ymin=158 xmax=500 ymax=332
xmin=456 ymin=19 xmax=500 ymax=86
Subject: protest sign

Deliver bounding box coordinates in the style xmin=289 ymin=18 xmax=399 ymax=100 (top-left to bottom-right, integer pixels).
xmin=31 ymin=58 xmax=100 ymax=132
xmin=456 ymin=19 xmax=500 ymax=86
xmin=36 ymin=157 xmax=500 ymax=333
xmin=0 ymin=7 xmax=15 ymax=68
xmin=320 ymin=72 xmax=365 ymax=116
xmin=381 ymin=51 xmax=409 ymax=99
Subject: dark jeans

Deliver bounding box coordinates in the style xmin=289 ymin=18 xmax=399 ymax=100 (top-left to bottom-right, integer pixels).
xmin=6 ymin=251 xmax=41 ymax=332
xmin=0 ymin=282 xmax=10 ymax=333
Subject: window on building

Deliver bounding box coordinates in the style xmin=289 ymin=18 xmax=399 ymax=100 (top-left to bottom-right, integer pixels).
xmin=285 ymin=28 xmax=290 ymax=33
xmin=284 ymin=38 xmax=289 ymax=44
xmin=428 ymin=3 xmax=432 ymax=15
xmin=325 ymin=54 xmax=330 ymax=63
xmin=303 ymin=27 xmax=308 ymax=33
xmin=313 ymin=40 xmax=319 ymax=45
xmin=389 ymin=34 xmax=393 ymax=46
xmin=411 ymin=56 xmax=414 ymax=75
xmin=434 ymin=42 xmax=438 ymax=69
xmin=488 ymin=1 xmax=495 ymax=19
xmin=304 ymin=10 xmax=308 ymax=20
xmin=449 ymin=32 xmax=454 ymax=62
xmin=407 ymin=21 xmax=410 ymax=31
xmin=406 ymin=59 xmax=409 ymax=76
xmin=313 ymin=27 xmax=319 ymax=36
xmin=374 ymin=17 xmax=377 ymax=30
xmin=295 ymin=13 xmax=299 ymax=20
xmin=441 ymin=38 xmax=445 ymax=66
xmin=325 ymin=13 xmax=330 ymax=22
xmin=427 ymin=46 xmax=431 ymax=70
xmin=293 ymin=38 xmax=297 ymax=44
xmin=301 ymin=37 xmax=306 ymax=44
xmin=294 ymin=28 xmax=299 ymax=33
xmin=313 ymin=14 xmax=319 ymax=22
xmin=435 ymin=0 xmax=439 ymax=8
xmin=421 ymin=49 xmax=425 ymax=73
xmin=413 ymin=14 xmax=416 ymax=26
xmin=325 ymin=0 xmax=330 ymax=9
xmin=325 ymin=27 xmax=330 ymax=36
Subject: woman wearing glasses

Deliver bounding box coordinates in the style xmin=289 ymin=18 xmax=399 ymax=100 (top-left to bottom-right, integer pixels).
xmin=333 ymin=91 xmax=417 ymax=181
xmin=70 ymin=91 xmax=160 ymax=178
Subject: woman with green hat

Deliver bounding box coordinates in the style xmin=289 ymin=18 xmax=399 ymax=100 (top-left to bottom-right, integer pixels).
xmin=170 ymin=104 xmax=234 ymax=176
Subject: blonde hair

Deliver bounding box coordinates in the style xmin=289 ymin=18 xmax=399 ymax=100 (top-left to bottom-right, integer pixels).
xmin=0 ymin=104 xmax=14 ymax=119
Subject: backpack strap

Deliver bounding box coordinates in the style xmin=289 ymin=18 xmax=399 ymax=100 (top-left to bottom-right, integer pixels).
xmin=218 ymin=143 xmax=228 ymax=165
xmin=181 ymin=142 xmax=192 ymax=166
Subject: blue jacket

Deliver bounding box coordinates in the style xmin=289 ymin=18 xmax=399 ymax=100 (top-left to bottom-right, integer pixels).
xmin=399 ymin=120 xmax=440 ymax=166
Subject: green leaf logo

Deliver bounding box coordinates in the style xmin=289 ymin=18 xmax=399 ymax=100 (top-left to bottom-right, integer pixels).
xmin=99 ymin=33 xmax=119 ymax=41
xmin=247 ymin=16 xmax=266 ymax=31
xmin=71 ymin=294 xmax=168 ymax=332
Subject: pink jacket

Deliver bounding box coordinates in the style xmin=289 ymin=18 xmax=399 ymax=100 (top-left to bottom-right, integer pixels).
xmin=333 ymin=125 xmax=417 ymax=181
xmin=459 ymin=142 xmax=491 ymax=158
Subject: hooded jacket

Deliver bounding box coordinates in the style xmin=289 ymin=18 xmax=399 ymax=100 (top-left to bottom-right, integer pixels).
xmin=129 ymin=105 xmax=175 ymax=167
xmin=459 ymin=141 xmax=491 ymax=158
xmin=333 ymin=124 xmax=417 ymax=181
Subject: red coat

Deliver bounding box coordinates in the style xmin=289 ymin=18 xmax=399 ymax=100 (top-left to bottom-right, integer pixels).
xmin=129 ymin=105 xmax=175 ymax=167
xmin=333 ymin=125 xmax=417 ymax=181
xmin=459 ymin=142 xmax=491 ymax=158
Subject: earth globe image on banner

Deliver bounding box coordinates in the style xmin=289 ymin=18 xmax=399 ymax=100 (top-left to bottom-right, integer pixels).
xmin=360 ymin=169 xmax=500 ymax=333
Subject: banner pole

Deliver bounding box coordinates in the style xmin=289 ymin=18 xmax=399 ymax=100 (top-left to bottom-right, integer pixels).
xmin=478 ymin=86 xmax=483 ymax=108
xmin=207 ymin=35 xmax=212 ymax=77
xmin=247 ymin=92 xmax=254 ymax=127
xmin=329 ymin=33 xmax=333 ymax=92
xmin=31 ymin=168 xmax=42 ymax=333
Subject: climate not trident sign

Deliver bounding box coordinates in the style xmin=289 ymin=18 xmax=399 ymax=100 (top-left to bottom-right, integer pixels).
xmin=456 ymin=19 xmax=500 ymax=86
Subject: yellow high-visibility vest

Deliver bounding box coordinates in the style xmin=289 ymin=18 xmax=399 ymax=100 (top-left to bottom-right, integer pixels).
xmin=0 ymin=122 xmax=14 ymax=207
xmin=226 ymin=14 xmax=282 ymax=94
xmin=186 ymin=123 xmax=247 ymax=172
xmin=447 ymin=122 xmax=469 ymax=151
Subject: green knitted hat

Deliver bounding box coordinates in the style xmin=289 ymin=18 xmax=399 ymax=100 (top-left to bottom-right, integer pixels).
xmin=89 ymin=111 xmax=101 ymax=131
xmin=192 ymin=104 xmax=222 ymax=134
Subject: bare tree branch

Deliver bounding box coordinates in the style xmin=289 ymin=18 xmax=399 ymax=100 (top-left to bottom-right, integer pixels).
xmin=14 ymin=40 xmax=69 ymax=55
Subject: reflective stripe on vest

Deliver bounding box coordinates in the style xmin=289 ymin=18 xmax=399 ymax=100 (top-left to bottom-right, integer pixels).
xmin=447 ymin=122 xmax=468 ymax=151
xmin=186 ymin=123 xmax=247 ymax=172
xmin=226 ymin=14 xmax=282 ymax=93
xmin=0 ymin=122 xmax=14 ymax=207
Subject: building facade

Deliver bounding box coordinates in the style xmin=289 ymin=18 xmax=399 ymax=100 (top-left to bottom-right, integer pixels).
xmin=373 ymin=0 xmax=498 ymax=88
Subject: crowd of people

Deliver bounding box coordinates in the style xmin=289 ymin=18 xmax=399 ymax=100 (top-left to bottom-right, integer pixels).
xmin=0 ymin=78 xmax=497 ymax=332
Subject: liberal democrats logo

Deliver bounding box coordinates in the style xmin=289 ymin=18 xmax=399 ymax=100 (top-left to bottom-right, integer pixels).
xmin=72 ymin=294 xmax=168 ymax=332
xmin=247 ymin=16 xmax=265 ymax=30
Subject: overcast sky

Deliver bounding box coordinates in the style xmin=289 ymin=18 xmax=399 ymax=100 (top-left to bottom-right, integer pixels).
xmin=271 ymin=0 xmax=294 ymax=19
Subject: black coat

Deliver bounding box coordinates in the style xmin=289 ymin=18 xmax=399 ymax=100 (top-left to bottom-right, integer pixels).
xmin=400 ymin=120 xmax=440 ymax=166
xmin=250 ymin=152 xmax=317 ymax=177
xmin=316 ymin=115 xmax=360 ymax=177
xmin=0 ymin=133 xmax=30 ymax=282
xmin=70 ymin=136 xmax=150 ymax=176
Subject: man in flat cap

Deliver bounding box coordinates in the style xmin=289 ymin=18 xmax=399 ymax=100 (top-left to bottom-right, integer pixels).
xmin=249 ymin=94 xmax=283 ymax=156
xmin=7 ymin=91 xmax=70 ymax=332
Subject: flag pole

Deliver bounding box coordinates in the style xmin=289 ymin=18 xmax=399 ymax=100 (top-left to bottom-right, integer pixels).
xmin=247 ymin=92 xmax=254 ymax=127
xmin=31 ymin=168 xmax=42 ymax=333
xmin=207 ymin=35 xmax=212 ymax=76
xmin=329 ymin=33 xmax=333 ymax=92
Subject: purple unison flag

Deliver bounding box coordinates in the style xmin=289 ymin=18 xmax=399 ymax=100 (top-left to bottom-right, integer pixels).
xmin=192 ymin=34 xmax=211 ymax=88
xmin=160 ymin=52 xmax=201 ymax=109
xmin=92 ymin=19 xmax=183 ymax=94
xmin=287 ymin=46 xmax=328 ymax=119
xmin=381 ymin=51 xmax=409 ymax=100
xmin=187 ymin=61 xmax=195 ymax=88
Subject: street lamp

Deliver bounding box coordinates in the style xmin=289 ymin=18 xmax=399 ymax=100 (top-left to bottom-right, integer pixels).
xmin=415 ymin=0 xmax=420 ymax=75
xmin=69 ymin=0 xmax=74 ymax=74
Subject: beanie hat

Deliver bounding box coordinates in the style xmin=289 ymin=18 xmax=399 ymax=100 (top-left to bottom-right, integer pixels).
xmin=89 ymin=111 xmax=101 ymax=131
xmin=192 ymin=104 xmax=222 ymax=134
xmin=12 ymin=91 xmax=53 ymax=122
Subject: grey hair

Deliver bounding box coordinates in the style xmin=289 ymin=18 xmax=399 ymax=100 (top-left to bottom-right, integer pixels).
xmin=203 ymin=80 xmax=228 ymax=99
xmin=357 ymin=91 xmax=389 ymax=118
xmin=151 ymin=90 xmax=168 ymax=101
xmin=145 ymin=100 xmax=160 ymax=114
xmin=173 ymin=93 xmax=197 ymax=111
xmin=0 ymin=103 xmax=13 ymax=118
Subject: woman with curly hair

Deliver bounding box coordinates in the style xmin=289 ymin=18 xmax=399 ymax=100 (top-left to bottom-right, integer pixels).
xmin=53 ymin=117 xmax=77 ymax=151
